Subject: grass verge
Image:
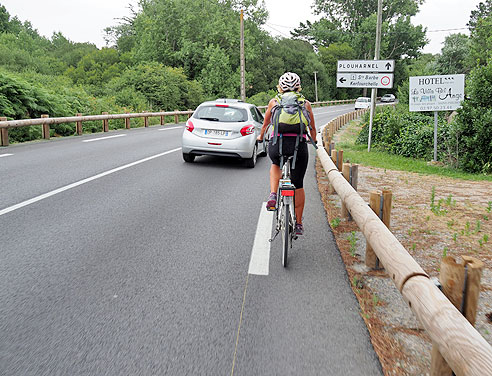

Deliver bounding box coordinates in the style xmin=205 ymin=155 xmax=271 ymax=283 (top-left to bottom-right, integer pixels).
xmin=336 ymin=121 xmax=492 ymax=182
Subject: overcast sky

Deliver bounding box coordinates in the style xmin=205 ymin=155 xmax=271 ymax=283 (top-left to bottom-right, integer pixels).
xmin=0 ymin=0 xmax=484 ymax=54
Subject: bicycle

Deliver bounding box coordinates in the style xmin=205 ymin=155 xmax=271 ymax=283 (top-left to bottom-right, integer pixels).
xmin=271 ymin=155 xmax=297 ymax=267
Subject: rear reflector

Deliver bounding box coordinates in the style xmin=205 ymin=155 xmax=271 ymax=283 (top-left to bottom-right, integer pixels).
xmin=208 ymin=142 xmax=222 ymax=145
xmin=281 ymin=190 xmax=295 ymax=197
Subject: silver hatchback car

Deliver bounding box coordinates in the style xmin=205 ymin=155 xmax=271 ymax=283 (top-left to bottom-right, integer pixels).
xmin=182 ymin=99 xmax=267 ymax=167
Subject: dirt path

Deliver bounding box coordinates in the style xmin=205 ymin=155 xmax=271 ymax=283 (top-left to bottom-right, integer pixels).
xmin=315 ymin=125 xmax=492 ymax=375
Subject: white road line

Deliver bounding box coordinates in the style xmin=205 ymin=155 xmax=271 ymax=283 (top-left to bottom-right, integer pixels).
xmin=0 ymin=147 xmax=182 ymax=217
xmin=82 ymin=134 xmax=127 ymax=143
xmin=248 ymin=203 xmax=274 ymax=275
xmin=158 ymin=126 xmax=183 ymax=131
xmin=0 ymin=153 xmax=13 ymax=158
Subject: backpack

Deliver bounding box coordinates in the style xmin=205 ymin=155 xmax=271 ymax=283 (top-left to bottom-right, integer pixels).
xmin=270 ymin=91 xmax=317 ymax=169
xmin=271 ymin=92 xmax=310 ymax=137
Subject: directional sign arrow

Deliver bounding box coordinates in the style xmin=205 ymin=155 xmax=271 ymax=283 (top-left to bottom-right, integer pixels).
xmin=385 ymin=62 xmax=392 ymax=70
xmin=339 ymin=77 xmax=346 ymax=84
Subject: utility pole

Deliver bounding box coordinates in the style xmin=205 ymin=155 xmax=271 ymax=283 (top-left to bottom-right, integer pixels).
xmin=313 ymin=71 xmax=318 ymax=102
xmin=240 ymin=9 xmax=246 ymax=102
xmin=367 ymin=0 xmax=383 ymax=152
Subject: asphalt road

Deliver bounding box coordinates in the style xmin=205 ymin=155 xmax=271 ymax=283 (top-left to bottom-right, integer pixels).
xmin=0 ymin=104 xmax=382 ymax=375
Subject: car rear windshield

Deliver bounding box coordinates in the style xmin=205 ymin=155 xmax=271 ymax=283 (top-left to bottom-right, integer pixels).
xmin=194 ymin=105 xmax=248 ymax=122
xmin=356 ymin=98 xmax=369 ymax=102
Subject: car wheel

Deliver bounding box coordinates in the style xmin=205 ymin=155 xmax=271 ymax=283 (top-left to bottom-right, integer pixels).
xmin=183 ymin=153 xmax=195 ymax=163
xmin=244 ymin=143 xmax=257 ymax=168
xmin=258 ymin=140 xmax=268 ymax=157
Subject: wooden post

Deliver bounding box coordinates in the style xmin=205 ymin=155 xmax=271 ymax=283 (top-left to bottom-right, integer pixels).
xmin=366 ymin=191 xmax=382 ymax=269
xmin=102 ymin=112 xmax=109 ymax=132
xmin=174 ymin=110 xmax=179 ymax=124
xmin=187 ymin=109 xmax=192 ymax=119
xmin=41 ymin=114 xmax=50 ymax=139
xmin=337 ymin=149 xmax=343 ymax=171
xmin=76 ymin=113 xmax=83 ymax=135
xmin=330 ymin=149 xmax=337 ymax=165
xmin=341 ymin=163 xmax=359 ymax=221
xmin=431 ymin=256 xmax=485 ymax=376
xmin=125 ymin=111 xmax=130 ymax=129
xmin=341 ymin=163 xmax=351 ymax=219
xmin=365 ymin=189 xmax=392 ymax=268
xmin=143 ymin=112 xmax=148 ymax=127
xmin=160 ymin=113 xmax=165 ymax=126
xmin=1 ymin=117 xmax=9 ymax=146
xmin=351 ymin=164 xmax=359 ymax=191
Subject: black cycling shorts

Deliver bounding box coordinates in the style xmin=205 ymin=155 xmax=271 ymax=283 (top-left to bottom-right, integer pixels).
xmin=268 ymin=136 xmax=308 ymax=189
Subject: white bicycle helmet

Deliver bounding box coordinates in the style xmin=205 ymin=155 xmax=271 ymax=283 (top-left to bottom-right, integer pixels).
xmin=278 ymin=72 xmax=301 ymax=92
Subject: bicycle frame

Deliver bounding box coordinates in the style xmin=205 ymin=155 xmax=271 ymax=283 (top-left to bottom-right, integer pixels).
xmin=274 ymin=156 xmax=297 ymax=267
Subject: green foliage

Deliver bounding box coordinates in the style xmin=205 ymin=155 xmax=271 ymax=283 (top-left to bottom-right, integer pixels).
xmin=451 ymin=58 xmax=492 ymax=173
xmin=319 ymin=42 xmax=358 ymax=99
xmin=247 ymin=89 xmax=277 ymax=106
xmin=330 ymin=217 xmax=341 ymax=228
xmin=435 ymin=34 xmax=470 ymax=75
xmin=356 ymin=105 xmax=452 ymax=161
xmin=468 ymin=6 xmax=492 ymax=66
xmin=109 ymin=62 xmax=204 ymax=111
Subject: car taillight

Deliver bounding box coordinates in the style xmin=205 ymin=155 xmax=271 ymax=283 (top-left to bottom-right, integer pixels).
xmin=215 ymin=104 xmax=229 ymax=108
xmin=186 ymin=120 xmax=194 ymax=132
xmin=240 ymin=125 xmax=255 ymax=136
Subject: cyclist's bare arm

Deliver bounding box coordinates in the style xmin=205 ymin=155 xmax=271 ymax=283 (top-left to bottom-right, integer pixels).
xmin=258 ymin=98 xmax=277 ymax=141
xmin=305 ymin=101 xmax=317 ymax=144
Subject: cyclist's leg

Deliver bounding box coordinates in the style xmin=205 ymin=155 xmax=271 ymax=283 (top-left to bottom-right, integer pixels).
xmin=269 ymin=164 xmax=281 ymax=192
xmin=290 ymin=142 xmax=309 ymax=225
xmin=266 ymin=139 xmax=282 ymax=209
xmin=294 ymin=188 xmax=305 ymax=223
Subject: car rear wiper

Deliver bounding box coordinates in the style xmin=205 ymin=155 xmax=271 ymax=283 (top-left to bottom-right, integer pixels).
xmin=199 ymin=117 xmax=220 ymax=121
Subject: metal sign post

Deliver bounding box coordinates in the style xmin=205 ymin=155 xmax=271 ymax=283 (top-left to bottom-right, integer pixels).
xmin=434 ymin=111 xmax=438 ymax=161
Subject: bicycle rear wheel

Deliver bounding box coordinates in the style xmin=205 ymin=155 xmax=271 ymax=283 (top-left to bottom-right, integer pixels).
xmin=281 ymin=203 xmax=290 ymax=267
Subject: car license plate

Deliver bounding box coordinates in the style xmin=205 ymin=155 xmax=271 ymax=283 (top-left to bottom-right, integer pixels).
xmin=205 ymin=129 xmax=228 ymax=136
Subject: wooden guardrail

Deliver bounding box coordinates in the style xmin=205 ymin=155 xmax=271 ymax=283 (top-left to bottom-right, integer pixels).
xmin=317 ymin=110 xmax=492 ymax=375
xmin=0 ymin=110 xmax=193 ymax=146
xmin=0 ymin=99 xmax=356 ymax=147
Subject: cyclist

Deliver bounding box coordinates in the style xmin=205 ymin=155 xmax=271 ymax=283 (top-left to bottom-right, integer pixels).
xmin=257 ymin=72 xmax=317 ymax=236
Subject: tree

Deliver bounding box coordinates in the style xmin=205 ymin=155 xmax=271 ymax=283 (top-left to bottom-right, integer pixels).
xmin=468 ymin=0 xmax=492 ymax=31
xmin=65 ymin=48 xmax=126 ymax=95
xmin=109 ymin=62 xmax=204 ymax=110
xmin=198 ymin=45 xmax=236 ymax=98
xmin=313 ymin=0 xmax=424 ymax=32
xmin=468 ymin=14 xmax=492 ymax=67
xmin=435 ymin=34 xmax=470 ymax=75
xmin=452 ymin=57 xmax=492 ymax=173
xmin=319 ymin=42 xmax=356 ymax=98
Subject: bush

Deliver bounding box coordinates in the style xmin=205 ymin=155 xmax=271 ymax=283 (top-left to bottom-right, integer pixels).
xmin=451 ymin=58 xmax=492 ymax=173
xmin=247 ymin=90 xmax=277 ymax=107
xmin=356 ymin=104 xmax=449 ymax=160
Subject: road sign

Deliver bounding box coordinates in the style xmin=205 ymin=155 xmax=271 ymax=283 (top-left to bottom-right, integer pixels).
xmin=337 ymin=60 xmax=395 ymax=73
xmin=409 ymin=74 xmax=465 ymax=112
xmin=336 ymin=73 xmax=394 ymax=89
